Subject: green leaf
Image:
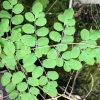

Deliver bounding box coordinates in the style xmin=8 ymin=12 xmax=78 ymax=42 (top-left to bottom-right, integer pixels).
xmin=63 ymin=27 xmax=75 ymax=35
xmin=37 ymin=27 xmax=49 ymax=36
xmin=43 ymin=83 xmax=58 ymax=97
xmin=25 ymin=12 xmax=35 ymax=22
xmin=86 ymin=40 xmax=97 ymax=48
xmin=56 ymin=44 xmax=68 ymax=52
xmin=37 ymin=37 xmax=49 ymax=46
xmin=58 ymin=14 xmax=64 ymax=22
xmin=62 ymin=35 xmax=74 ymax=43
xmin=22 ymin=24 xmax=34 ymax=34
xmin=3 ymin=1 xmax=12 ymax=10
xmin=62 ymin=51 xmax=71 ymax=60
xmin=10 ymin=29 xmax=21 ymax=41
xmin=5 ymin=82 xmax=15 ymax=93
xmin=21 ymin=93 xmax=37 ymax=100
xmin=39 ymin=76 xmax=48 ymax=85
xmin=13 ymin=4 xmax=24 ymax=14
xmin=63 ymin=61 xmax=71 ymax=72
xmin=71 ymin=46 xmax=80 ymax=58
xmin=49 ymin=31 xmax=61 ymax=42
xmin=95 ymin=48 xmax=100 ymax=63
xmin=0 ymin=10 xmax=10 ymax=18
xmin=35 ymin=17 xmax=47 ymax=26
xmin=8 ymin=0 xmax=17 ymax=6
xmin=56 ymin=58 xmax=63 ymax=67
xmin=47 ymin=71 xmax=59 ymax=80
xmin=11 ymin=14 xmax=24 ymax=25
xmin=23 ymin=53 xmax=37 ymax=65
xmin=20 ymin=45 xmax=31 ymax=57
xmin=41 ymin=46 xmax=51 ymax=55
xmin=81 ymin=29 xmax=89 ymax=40
xmin=69 ymin=59 xmax=82 ymax=70
xmin=89 ymin=49 xmax=96 ymax=57
xmin=49 ymin=81 xmax=58 ymax=88
xmin=16 ymin=51 xmax=23 ymax=60
xmin=47 ymin=49 xmax=57 ymax=59
xmin=2 ymin=56 xmax=16 ymax=70
xmin=17 ymin=82 xmax=28 ymax=92
xmin=65 ymin=19 xmax=75 ymax=26
xmin=35 ymin=48 xmax=42 ymax=58
xmin=43 ymin=59 xmax=56 ymax=68
xmin=21 ymin=35 xmax=36 ymax=47
xmin=4 ymin=41 xmax=15 ymax=57
xmin=9 ymin=90 xmax=18 ymax=99
xmin=63 ymin=8 xmax=74 ymax=21
xmin=1 ymin=72 xmax=12 ymax=86
xmin=79 ymin=50 xmax=95 ymax=65
xmin=32 ymin=66 xmax=44 ymax=78
xmin=23 ymin=64 xmax=36 ymax=72
xmin=89 ymin=30 xmax=100 ymax=40
xmin=0 ymin=62 xmax=4 ymax=68
xmin=12 ymin=71 xmax=25 ymax=84
xmin=15 ymin=97 xmax=22 ymax=100
xmin=28 ymin=77 xmax=39 ymax=86
xmin=29 ymin=87 xmax=40 ymax=95
xmin=32 ymin=2 xmax=43 ymax=16
xmin=54 ymin=22 xmax=63 ymax=31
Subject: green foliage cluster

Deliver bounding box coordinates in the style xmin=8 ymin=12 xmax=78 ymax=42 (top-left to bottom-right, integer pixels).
xmin=0 ymin=0 xmax=100 ymax=99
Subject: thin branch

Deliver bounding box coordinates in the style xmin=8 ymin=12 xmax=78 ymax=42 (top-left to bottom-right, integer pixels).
xmin=83 ymin=73 xmax=94 ymax=100
xmin=69 ymin=0 xmax=73 ymax=8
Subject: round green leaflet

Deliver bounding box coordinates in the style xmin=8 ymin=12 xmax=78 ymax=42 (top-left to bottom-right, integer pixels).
xmin=36 ymin=27 xmax=49 ymax=36
xmin=3 ymin=1 xmax=12 ymax=10
xmin=23 ymin=53 xmax=37 ymax=66
xmin=23 ymin=64 xmax=36 ymax=72
xmin=21 ymin=93 xmax=37 ymax=100
xmin=5 ymin=82 xmax=15 ymax=93
xmin=1 ymin=72 xmax=12 ymax=86
xmin=43 ymin=59 xmax=56 ymax=68
xmin=81 ymin=29 xmax=89 ymax=40
xmin=12 ymin=71 xmax=25 ymax=84
xmin=35 ymin=17 xmax=47 ymax=26
xmin=10 ymin=29 xmax=21 ymax=41
xmin=25 ymin=12 xmax=35 ymax=22
xmin=58 ymin=14 xmax=64 ymax=22
xmin=63 ymin=61 xmax=71 ymax=72
xmin=21 ymin=35 xmax=36 ymax=47
xmin=39 ymin=76 xmax=48 ymax=85
xmin=17 ymin=82 xmax=28 ymax=92
xmin=15 ymin=97 xmax=22 ymax=100
xmin=22 ymin=24 xmax=34 ymax=34
xmin=3 ymin=41 xmax=15 ymax=57
xmin=62 ymin=35 xmax=74 ymax=43
xmin=9 ymin=90 xmax=18 ymax=99
xmin=62 ymin=51 xmax=71 ymax=60
xmin=20 ymin=45 xmax=31 ymax=57
xmin=13 ymin=4 xmax=24 ymax=14
xmin=47 ymin=71 xmax=59 ymax=80
xmin=8 ymin=0 xmax=17 ymax=6
xmin=63 ymin=27 xmax=75 ymax=35
xmin=71 ymin=46 xmax=80 ymax=58
xmin=32 ymin=2 xmax=43 ymax=16
xmin=56 ymin=44 xmax=68 ymax=52
xmin=28 ymin=77 xmax=39 ymax=86
xmin=37 ymin=37 xmax=49 ymax=46
xmin=0 ymin=10 xmax=11 ymax=18
xmin=56 ymin=58 xmax=63 ymax=67
xmin=35 ymin=48 xmax=42 ymax=58
xmin=65 ymin=19 xmax=75 ymax=26
xmin=11 ymin=14 xmax=24 ymax=25
xmin=29 ymin=87 xmax=40 ymax=95
xmin=35 ymin=12 xmax=45 ymax=18
xmin=0 ymin=62 xmax=4 ymax=68
xmin=49 ymin=31 xmax=61 ymax=42
xmin=41 ymin=46 xmax=51 ymax=55
xmin=68 ymin=59 xmax=82 ymax=70
xmin=32 ymin=66 xmax=44 ymax=78
xmin=53 ymin=22 xmax=63 ymax=31
xmin=49 ymin=81 xmax=58 ymax=88
xmin=47 ymin=48 xmax=58 ymax=59
xmin=43 ymin=83 xmax=58 ymax=97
